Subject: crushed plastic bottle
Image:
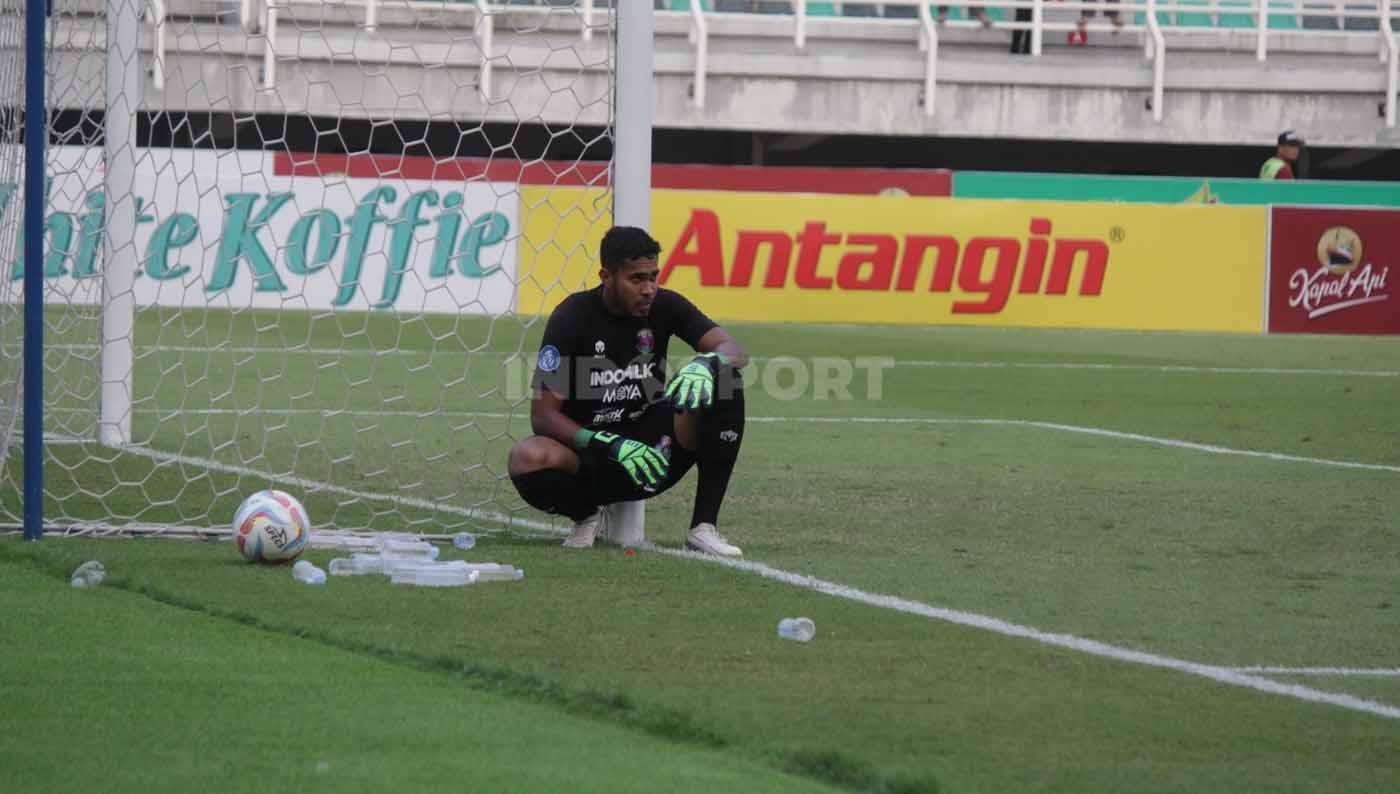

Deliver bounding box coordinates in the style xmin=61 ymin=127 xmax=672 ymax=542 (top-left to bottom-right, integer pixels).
xmin=381 ymin=556 xmax=465 ymax=577
xmin=461 ymin=563 xmax=524 ymax=583
xmin=377 ymin=539 xmax=439 ymax=560
xmin=308 ymin=531 xmax=377 ymax=552
xmin=322 ymin=553 xmax=518 ymax=586
xmin=388 ymin=561 xmax=478 ymax=587
xmin=452 ymin=532 xmax=477 ymax=551
xmin=70 ymin=560 xmax=106 ymax=589
xmin=777 ymin=617 xmax=816 ymax=643
xmin=292 ymin=560 xmax=327 ymax=586
xmin=328 ymin=554 xmax=384 ymax=576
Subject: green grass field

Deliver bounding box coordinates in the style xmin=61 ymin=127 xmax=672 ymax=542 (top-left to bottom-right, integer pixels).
xmin=3 ymin=310 xmax=1399 ymax=793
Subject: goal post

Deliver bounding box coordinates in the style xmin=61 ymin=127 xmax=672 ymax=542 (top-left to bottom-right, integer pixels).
xmin=603 ymin=0 xmax=652 ymax=548
xmin=20 ymin=0 xmax=46 ymax=540
xmin=5 ymin=0 xmax=651 ymax=542
xmin=98 ymin=0 xmax=140 ymax=450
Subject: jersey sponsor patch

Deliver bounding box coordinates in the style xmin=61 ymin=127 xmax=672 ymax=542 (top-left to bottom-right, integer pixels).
xmin=591 ymin=407 xmax=626 ymax=425
xmin=537 ymin=345 xmax=561 ymax=373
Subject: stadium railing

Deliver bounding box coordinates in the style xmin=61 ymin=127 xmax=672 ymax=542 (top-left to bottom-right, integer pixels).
xmin=142 ymin=0 xmax=1399 ymax=128
xmin=670 ymin=0 xmax=1400 ymax=126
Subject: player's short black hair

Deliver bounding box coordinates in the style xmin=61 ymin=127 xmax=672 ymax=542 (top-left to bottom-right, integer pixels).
xmin=600 ymin=226 xmax=662 ymax=271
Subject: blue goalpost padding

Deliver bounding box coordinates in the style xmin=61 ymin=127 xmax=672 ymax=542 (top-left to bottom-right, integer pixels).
xmin=22 ymin=0 xmax=46 ymax=541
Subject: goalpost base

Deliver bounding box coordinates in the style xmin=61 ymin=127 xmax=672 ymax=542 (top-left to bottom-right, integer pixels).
xmin=602 ymin=501 xmax=646 ymax=547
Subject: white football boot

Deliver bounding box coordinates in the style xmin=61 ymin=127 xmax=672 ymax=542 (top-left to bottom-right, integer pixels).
xmin=685 ymin=523 xmax=742 ymax=558
xmin=562 ymin=508 xmax=607 ymax=549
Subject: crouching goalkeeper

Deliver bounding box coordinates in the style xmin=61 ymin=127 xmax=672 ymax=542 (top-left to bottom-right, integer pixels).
xmin=506 ymin=226 xmax=748 ymax=557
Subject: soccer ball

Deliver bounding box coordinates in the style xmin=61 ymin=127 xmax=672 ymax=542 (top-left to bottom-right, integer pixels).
xmin=232 ymin=490 xmax=311 ymax=563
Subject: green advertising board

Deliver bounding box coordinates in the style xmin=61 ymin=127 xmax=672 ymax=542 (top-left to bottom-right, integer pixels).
xmin=953 ymin=172 xmax=1400 ymax=207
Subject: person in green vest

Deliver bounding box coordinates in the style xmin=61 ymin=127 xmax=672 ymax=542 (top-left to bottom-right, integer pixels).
xmin=1260 ymin=131 xmax=1303 ymax=180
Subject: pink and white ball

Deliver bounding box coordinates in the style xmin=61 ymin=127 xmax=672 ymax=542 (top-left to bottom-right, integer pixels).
xmin=233 ymin=490 xmax=311 ymax=563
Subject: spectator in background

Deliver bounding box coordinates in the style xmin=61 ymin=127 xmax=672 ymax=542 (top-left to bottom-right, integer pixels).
xmin=1260 ymin=130 xmax=1304 ymax=180
xmin=1010 ymin=2 xmax=1032 ymax=53
xmin=1069 ymin=0 xmax=1124 ymax=44
xmin=938 ymin=5 xmax=995 ymax=26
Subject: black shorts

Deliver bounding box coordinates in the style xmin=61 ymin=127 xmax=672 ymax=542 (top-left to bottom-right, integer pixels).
xmin=579 ymin=403 xmax=697 ymax=505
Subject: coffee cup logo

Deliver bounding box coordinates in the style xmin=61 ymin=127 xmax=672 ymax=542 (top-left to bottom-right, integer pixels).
xmin=1316 ymin=226 xmax=1362 ymax=275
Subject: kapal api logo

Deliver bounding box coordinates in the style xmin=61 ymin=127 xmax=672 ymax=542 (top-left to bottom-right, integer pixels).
xmin=1318 ymin=227 xmax=1362 ymax=274
xmin=1288 ymin=226 xmax=1390 ymax=320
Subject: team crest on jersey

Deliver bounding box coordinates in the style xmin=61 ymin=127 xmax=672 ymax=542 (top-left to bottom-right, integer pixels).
xmin=594 ymin=340 xmax=606 ymax=355
xmin=636 ymin=328 xmax=654 ymax=354
xmin=537 ymin=345 xmax=561 ymax=373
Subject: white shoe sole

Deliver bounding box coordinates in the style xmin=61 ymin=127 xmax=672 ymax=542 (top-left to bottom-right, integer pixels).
xmin=685 ymin=539 xmax=742 ymax=558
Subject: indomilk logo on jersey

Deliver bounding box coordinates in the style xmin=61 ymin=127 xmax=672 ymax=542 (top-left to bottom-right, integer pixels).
xmin=588 ymin=362 xmax=656 ymax=387
xmin=588 ymin=362 xmax=657 ymax=404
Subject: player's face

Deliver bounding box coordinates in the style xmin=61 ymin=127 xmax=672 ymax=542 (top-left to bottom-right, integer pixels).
xmin=601 ymin=257 xmax=660 ymax=318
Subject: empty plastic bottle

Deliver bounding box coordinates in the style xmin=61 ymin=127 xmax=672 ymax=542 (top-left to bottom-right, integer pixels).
xmin=777 ymin=617 xmax=816 ymax=643
xmin=70 ymin=560 xmax=106 ymax=589
xmin=292 ymin=560 xmax=327 ymax=585
xmin=378 ymin=539 xmax=439 ymax=560
xmin=452 ymin=532 xmax=477 ymax=550
xmin=328 ymin=554 xmax=384 ymax=576
xmin=380 ymin=556 xmax=460 ymax=577
xmin=462 ymin=563 xmax=524 ymax=582
xmin=389 ymin=563 xmax=478 ymax=587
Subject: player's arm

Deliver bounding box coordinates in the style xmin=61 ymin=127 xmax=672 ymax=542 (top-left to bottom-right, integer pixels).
xmin=666 ymin=327 xmax=748 ymax=412
xmin=529 ymin=386 xmax=583 ymax=448
xmin=661 ymin=291 xmax=748 ymax=411
xmin=531 ymin=366 xmax=668 ymax=487
xmin=695 ymin=326 xmax=748 ymax=369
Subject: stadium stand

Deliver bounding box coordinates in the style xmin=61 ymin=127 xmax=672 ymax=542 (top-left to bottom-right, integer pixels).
xmin=112 ymin=0 xmax=1399 ymax=148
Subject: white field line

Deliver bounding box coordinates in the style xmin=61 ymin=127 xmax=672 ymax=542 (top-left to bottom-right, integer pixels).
xmin=891 ymin=360 xmax=1400 ymax=378
xmin=94 ymin=440 xmax=1400 ymax=721
xmin=757 ymin=417 xmax=1400 ymax=475
xmin=116 ymin=442 xmax=563 ymax=539
xmin=21 ymin=344 xmax=1400 ymax=377
xmin=1229 ymin=666 xmax=1400 ymax=678
xmin=650 ymin=547 xmax=1400 ymax=721
xmin=56 ymin=410 xmax=1400 ymax=475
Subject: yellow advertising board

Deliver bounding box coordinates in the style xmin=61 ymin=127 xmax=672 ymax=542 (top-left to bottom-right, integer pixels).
xmin=519 ymin=188 xmax=1267 ymax=332
xmin=517 ymin=187 xmax=613 ymax=316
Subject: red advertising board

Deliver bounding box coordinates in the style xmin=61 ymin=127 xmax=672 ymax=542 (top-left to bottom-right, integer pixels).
xmin=273 ymin=153 xmax=951 ymax=196
xmin=1268 ymin=207 xmax=1398 ymax=335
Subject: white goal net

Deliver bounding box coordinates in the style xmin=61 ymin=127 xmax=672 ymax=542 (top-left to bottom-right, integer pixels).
xmin=0 ymin=0 xmax=26 ymax=483
xmin=2 ymin=0 xmax=624 ymax=538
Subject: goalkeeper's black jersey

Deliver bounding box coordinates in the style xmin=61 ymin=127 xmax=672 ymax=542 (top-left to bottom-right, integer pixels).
xmin=531 ymin=285 xmax=716 ymax=430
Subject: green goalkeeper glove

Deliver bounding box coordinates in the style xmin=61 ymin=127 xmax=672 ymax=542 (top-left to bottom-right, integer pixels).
xmin=665 ymin=353 xmax=729 ymax=412
xmin=575 ymin=429 xmax=669 ymax=488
